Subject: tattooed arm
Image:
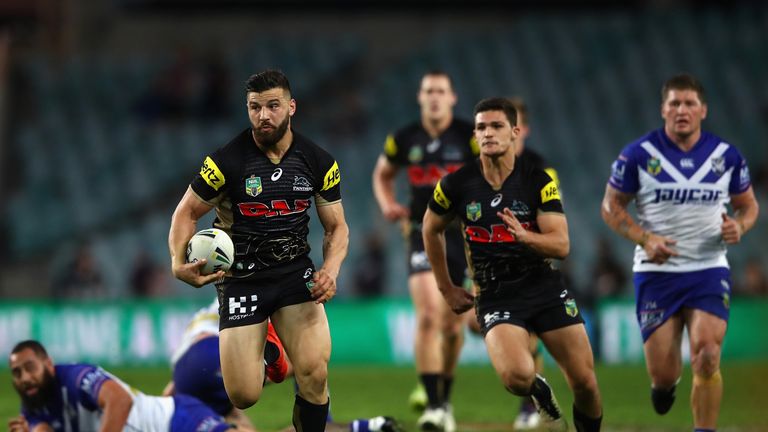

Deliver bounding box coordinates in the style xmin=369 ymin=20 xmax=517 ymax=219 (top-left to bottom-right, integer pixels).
xmin=601 ymin=184 xmax=678 ymax=264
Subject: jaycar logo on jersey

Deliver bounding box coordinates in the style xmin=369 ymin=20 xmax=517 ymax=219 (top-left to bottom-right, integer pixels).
xmin=200 ymin=156 xmax=225 ymax=190
xmin=245 ymin=175 xmax=262 ymax=197
xmin=652 ymin=188 xmax=722 ymax=205
xmin=322 ymin=161 xmax=341 ymax=191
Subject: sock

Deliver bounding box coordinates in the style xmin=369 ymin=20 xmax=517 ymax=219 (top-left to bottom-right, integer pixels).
xmin=292 ymin=394 xmax=329 ymax=432
xmin=573 ymin=404 xmax=602 ymax=432
xmin=350 ymin=417 xmax=388 ymax=432
xmin=694 ymin=429 xmax=715 ymax=432
xmin=442 ymin=375 xmax=454 ymax=404
xmin=420 ymin=373 xmax=442 ymax=408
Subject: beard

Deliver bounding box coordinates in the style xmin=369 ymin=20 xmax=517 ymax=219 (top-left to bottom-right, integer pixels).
xmin=15 ymin=368 xmax=56 ymax=412
xmin=253 ymin=115 xmax=290 ymax=147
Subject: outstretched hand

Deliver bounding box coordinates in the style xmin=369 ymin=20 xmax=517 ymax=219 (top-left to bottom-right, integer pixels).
xmin=8 ymin=415 xmax=30 ymax=432
xmin=172 ymin=259 xmax=225 ymax=288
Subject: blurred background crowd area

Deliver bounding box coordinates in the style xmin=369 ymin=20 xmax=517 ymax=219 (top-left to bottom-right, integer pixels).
xmin=0 ymin=0 xmax=767 ymax=302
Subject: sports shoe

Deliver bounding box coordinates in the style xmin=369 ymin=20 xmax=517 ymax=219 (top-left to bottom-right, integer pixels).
xmin=417 ymin=406 xmax=446 ymax=431
xmin=409 ymin=383 xmax=428 ymax=412
xmin=530 ymin=374 xmax=568 ymax=431
xmin=651 ymin=379 xmax=679 ymax=415
xmin=442 ymin=403 xmax=456 ymax=432
xmin=264 ymin=321 xmax=288 ymax=383
xmin=513 ymin=397 xmax=541 ymax=430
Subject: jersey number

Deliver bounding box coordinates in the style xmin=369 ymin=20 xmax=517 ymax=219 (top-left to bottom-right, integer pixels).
xmin=238 ymin=199 xmax=311 ymax=218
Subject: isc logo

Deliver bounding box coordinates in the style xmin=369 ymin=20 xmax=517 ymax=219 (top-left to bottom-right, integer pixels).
xmin=238 ymin=199 xmax=310 ymax=217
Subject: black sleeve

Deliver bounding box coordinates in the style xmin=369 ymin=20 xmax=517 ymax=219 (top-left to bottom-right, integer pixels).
xmin=427 ymin=172 xmax=457 ymax=216
xmin=534 ymin=169 xmax=564 ymax=214
xmin=190 ymin=149 xmax=230 ymax=203
xmin=382 ymin=132 xmax=407 ymax=166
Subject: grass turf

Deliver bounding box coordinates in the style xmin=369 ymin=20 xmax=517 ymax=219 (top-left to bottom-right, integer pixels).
xmin=2 ymin=362 xmax=767 ymax=431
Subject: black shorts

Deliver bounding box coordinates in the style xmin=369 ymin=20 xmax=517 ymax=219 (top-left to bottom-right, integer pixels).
xmin=475 ymin=271 xmax=584 ymax=336
xmin=407 ymin=224 xmax=467 ymax=286
xmin=216 ymin=265 xmax=315 ymax=330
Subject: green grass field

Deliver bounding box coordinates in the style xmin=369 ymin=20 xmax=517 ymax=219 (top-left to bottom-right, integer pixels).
xmin=2 ymin=362 xmax=767 ymax=431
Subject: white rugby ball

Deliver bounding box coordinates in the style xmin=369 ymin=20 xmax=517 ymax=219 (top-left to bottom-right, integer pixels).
xmin=186 ymin=228 xmax=235 ymax=275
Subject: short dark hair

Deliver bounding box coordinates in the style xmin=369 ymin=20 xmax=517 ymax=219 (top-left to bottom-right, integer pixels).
xmin=662 ymin=73 xmax=706 ymax=104
xmin=421 ymin=70 xmax=453 ymax=90
xmin=508 ymin=97 xmax=528 ymax=126
xmin=11 ymin=340 xmax=48 ymax=359
xmin=473 ymin=97 xmax=518 ymax=126
xmin=245 ymin=70 xmax=291 ymax=96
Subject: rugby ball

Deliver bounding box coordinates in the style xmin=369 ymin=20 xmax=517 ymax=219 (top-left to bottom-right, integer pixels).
xmin=186 ymin=228 xmax=235 ymax=275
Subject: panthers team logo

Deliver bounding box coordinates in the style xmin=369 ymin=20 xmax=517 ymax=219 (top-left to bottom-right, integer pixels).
xmin=466 ymin=202 xmax=482 ymax=222
xmin=564 ymin=298 xmax=579 ymax=317
xmin=711 ymin=156 xmax=725 ymax=176
xmin=245 ymin=175 xmax=262 ymax=197
xmin=647 ymin=157 xmax=662 ymax=176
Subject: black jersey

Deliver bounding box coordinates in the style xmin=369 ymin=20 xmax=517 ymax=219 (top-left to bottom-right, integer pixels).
xmin=191 ymin=128 xmax=341 ymax=277
xmin=383 ymin=119 xmax=478 ymax=223
xmin=428 ymin=157 xmax=564 ymax=291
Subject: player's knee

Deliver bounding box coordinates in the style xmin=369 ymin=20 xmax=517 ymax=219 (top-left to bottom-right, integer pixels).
xmin=648 ymin=361 xmax=680 ymax=388
xmin=569 ymin=370 xmax=599 ymax=399
xmin=500 ymin=368 xmax=536 ymax=395
xmin=228 ymin=386 xmax=262 ymax=409
xmin=442 ymin=319 xmax=463 ymax=340
xmin=416 ymin=309 xmax=439 ymax=334
xmin=295 ymin=360 xmax=328 ymax=388
xmin=692 ymin=342 xmax=721 ymax=377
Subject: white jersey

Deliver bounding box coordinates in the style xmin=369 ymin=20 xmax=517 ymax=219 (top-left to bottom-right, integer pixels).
xmin=170 ymin=299 xmax=220 ymax=367
xmin=608 ymin=128 xmax=752 ymax=273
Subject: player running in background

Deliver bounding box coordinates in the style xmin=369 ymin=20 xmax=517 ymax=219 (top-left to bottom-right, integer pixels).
xmin=169 ymin=69 xmax=349 ymax=432
xmin=601 ymin=73 xmax=759 ymax=431
xmin=423 ymin=97 xmax=603 ymax=431
xmin=8 ymin=340 xmax=248 ymax=432
xmin=372 ymin=70 xmax=477 ymax=431
xmin=166 ymin=299 xmax=402 ymax=432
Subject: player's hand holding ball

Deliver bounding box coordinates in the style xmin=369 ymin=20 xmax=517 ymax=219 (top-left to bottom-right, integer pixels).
xmin=175 ymin=228 xmax=234 ymax=288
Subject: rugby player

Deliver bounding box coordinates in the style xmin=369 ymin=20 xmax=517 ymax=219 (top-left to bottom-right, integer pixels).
xmin=169 ymin=69 xmax=349 ymax=432
xmin=601 ymin=73 xmax=759 ymax=431
xmin=372 ymin=70 xmax=476 ymax=431
xmin=8 ymin=340 xmax=248 ymax=432
xmin=423 ymin=97 xmax=603 ymax=431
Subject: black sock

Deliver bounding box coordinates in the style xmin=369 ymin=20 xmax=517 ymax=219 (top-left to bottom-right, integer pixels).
xmin=573 ymin=404 xmax=602 ymax=432
xmin=420 ymin=373 xmax=442 ymax=408
xmin=292 ymin=394 xmax=329 ymax=432
xmin=442 ymin=375 xmax=454 ymax=404
xmin=264 ymin=340 xmax=280 ymax=364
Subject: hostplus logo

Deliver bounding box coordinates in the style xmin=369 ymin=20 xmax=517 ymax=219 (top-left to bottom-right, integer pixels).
xmin=229 ymin=295 xmax=258 ymax=320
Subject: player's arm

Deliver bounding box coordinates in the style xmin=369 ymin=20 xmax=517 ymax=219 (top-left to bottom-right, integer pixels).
xmin=372 ymin=155 xmax=409 ymax=221
xmin=722 ymin=186 xmax=759 ymax=244
xmin=9 ymin=415 xmax=52 ymax=432
xmin=498 ymin=208 xmax=570 ymax=259
xmin=601 ymin=184 xmax=677 ymax=264
xmin=161 ymin=380 xmax=175 ymax=396
xmin=423 ymin=208 xmax=474 ymax=314
xmin=95 ymin=380 xmax=133 ymax=432
xmin=168 ymin=186 xmax=224 ymax=287
xmin=312 ymin=202 xmax=349 ymax=303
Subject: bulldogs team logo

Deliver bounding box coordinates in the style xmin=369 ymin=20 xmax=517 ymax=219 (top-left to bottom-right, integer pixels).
xmin=711 ymin=156 xmax=725 ymax=176
xmin=245 ymin=175 xmax=262 ymax=197
xmin=466 ymin=202 xmax=482 ymax=222
xmin=647 ymin=157 xmax=662 ymax=176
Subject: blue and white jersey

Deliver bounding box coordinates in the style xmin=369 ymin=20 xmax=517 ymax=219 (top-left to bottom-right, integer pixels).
xmin=608 ymin=128 xmax=751 ymax=273
xmin=22 ymin=364 xmax=174 ymax=431
xmin=170 ymin=299 xmax=219 ymax=368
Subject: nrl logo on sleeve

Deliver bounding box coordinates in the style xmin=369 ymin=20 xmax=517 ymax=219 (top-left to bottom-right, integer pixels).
xmin=245 ymin=175 xmax=262 ymax=197
xmin=408 ymin=146 xmax=423 ymax=163
xmin=466 ymin=202 xmax=482 ymax=222
xmin=564 ymin=298 xmax=579 ymax=317
xmin=646 ymin=157 xmax=662 ymax=176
